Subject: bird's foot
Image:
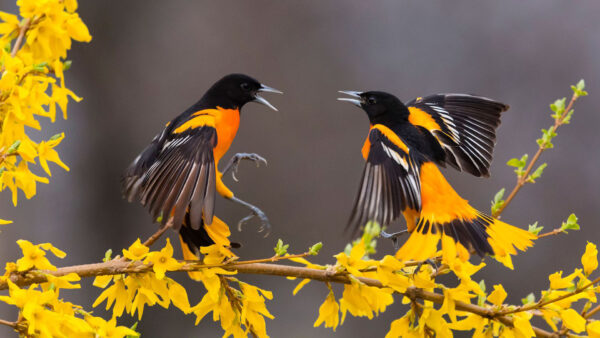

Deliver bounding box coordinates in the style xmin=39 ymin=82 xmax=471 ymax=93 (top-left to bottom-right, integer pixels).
xmin=222 ymin=153 xmax=267 ymax=182
xmin=381 ymin=230 xmax=408 ymax=251
xmin=413 ymin=258 xmax=439 ymax=276
xmin=229 ymin=196 xmax=271 ymax=237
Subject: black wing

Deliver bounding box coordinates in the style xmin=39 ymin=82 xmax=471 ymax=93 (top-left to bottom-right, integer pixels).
xmin=122 ymin=126 xmax=217 ymax=230
xmin=406 ymin=94 xmax=508 ymax=177
xmin=347 ymin=128 xmax=422 ymax=235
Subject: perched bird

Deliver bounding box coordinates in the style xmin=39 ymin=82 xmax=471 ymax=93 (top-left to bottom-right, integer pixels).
xmin=338 ymin=90 xmax=535 ymax=265
xmin=122 ymin=73 xmax=282 ymax=276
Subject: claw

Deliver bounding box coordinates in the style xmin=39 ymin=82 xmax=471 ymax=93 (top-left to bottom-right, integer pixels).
xmin=381 ymin=230 xmax=408 ymax=251
xmin=413 ymin=258 xmax=439 ymax=276
xmin=222 ymin=153 xmax=268 ymax=182
xmin=230 ymin=196 xmax=272 ymax=238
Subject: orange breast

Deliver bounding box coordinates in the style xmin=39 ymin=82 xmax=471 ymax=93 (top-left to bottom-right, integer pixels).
xmin=213 ymin=107 xmax=240 ymax=164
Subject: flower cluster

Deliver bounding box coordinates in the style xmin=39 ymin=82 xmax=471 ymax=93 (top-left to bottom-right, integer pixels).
xmin=303 ymin=233 xmax=600 ymax=337
xmin=94 ymin=238 xmax=275 ymax=337
xmin=0 ymin=0 xmax=91 ymax=215
xmin=0 ymin=240 xmax=136 ymax=337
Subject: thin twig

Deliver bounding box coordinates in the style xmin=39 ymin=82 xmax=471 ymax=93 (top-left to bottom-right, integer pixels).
xmin=10 ymin=18 xmax=32 ymax=58
xmin=0 ymin=318 xmax=16 ymax=328
xmin=142 ymin=218 xmax=173 ymax=247
xmin=493 ymin=93 xmax=578 ymax=218
xmin=499 ymin=275 xmax=600 ymax=316
xmin=584 ymin=303 xmax=600 ymax=319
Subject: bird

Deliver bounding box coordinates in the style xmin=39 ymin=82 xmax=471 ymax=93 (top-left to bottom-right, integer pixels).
xmin=122 ymin=73 xmax=282 ymax=278
xmin=338 ymin=90 xmax=536 ymax=266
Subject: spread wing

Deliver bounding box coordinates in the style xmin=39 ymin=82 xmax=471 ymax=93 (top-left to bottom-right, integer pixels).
xmin=406 ymin=94 xmax=508 ymax=177
xmin=122 ymin=119 xmax=217 ymax=231
xmin=348 ymin=127 xmax=422 ymax=235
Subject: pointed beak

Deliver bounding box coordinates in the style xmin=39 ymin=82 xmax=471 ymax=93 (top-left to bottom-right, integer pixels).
xmin=337 ymin=90 xmax=363 ymax=107
xmin=253 ymin=84 xmax=283 ymax=111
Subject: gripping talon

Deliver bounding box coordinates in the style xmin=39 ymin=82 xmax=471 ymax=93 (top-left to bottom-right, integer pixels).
xmin=222 ymin=153 xmax=268 ymax=181
xmin=381 ymin=230 xmax=408 ymax=251
xmin=230 ymin=196 xmax=272 ymax=237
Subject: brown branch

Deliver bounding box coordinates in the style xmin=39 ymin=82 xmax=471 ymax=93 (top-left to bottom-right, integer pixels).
xmin=10 ymin=18 xmax=31 ymax=58
xmin=493 ymin=93 xmax=578 ymax=218
xmin=0 ymin=260 xmax=557 ymax=337
xmin=585 ymin=303 xmax=600 ymax=319
xmin=499 ymin=276 xmax=600 ymax=317
xmin=0 ymin=318 xmax=17 ymax=329
xmin=141 ymin=218 xmax=173 ymax=248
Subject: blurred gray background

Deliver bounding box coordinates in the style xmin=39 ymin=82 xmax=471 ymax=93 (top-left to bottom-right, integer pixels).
xmin=1 ymin=1 xmax=599 ymax=337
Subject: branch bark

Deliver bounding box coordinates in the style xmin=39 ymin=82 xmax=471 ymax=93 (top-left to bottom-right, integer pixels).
xmin=0 ymin=259 xmax=562 ymax=337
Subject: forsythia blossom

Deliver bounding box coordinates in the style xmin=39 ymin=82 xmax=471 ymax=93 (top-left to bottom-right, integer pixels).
xmin=0 ymin=0 xmax=91 ymax=211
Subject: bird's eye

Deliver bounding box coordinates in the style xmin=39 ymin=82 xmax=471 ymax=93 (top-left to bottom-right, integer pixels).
xmin=367 ymin=97 xmax=377 ymax=104
xmin=240 ymin=83 xmax=251 ymax=91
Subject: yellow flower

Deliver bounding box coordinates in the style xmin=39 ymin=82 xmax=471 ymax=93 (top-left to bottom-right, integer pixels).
xmin=0 ymin=219 xmax=12 ymax=224
xmin=200 ymin=244 xmax=233 ymax=265
xmin=588 ymin=320 xmax=600 ymax=338
xmin=167 ymin=279 xmax=191 ymax=314
xmin=144 ymin=238 xmax=183 ymax=279
xmin=335 ymin=240 xmax=376 ymax=277
xmin=16 ymin=239 xmax=56 ymax=271
xmin=487 ymin=284 xmax=507 ymax=306
xmin=560 ymin=308 xmax=586 ymax=333
xmin=377 ymin=255 xmax=410 ymax=293
xmin=549 ymin=270 xmax=578 ymax=290
xmin=314 ymin=291 xmax=340 ymax=331
xmin=43 ymin=273 xmax=81 ymax=290
xmin=93 ymin=276 xmax=129 ymax=318
xmin=339 ymin=281 xmax=393 ymax=323
xmin=582 ymin=242 xmax=598 ymax=275
xmin=85 ymin=315 xmax=139 ymax=338
xmin=513 ymin=313 xmax=535 ymax=337
xmin=123 ymin=238 xmax=149 ymax=261
xmin=37 ymin=133 xmax=70 ymax=176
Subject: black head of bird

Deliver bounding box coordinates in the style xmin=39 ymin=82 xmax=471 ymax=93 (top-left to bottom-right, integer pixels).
xmin=338 ymin=90 xmax=409 ymax=125
xmin=203 ymin=73 xmax=282 ymax=111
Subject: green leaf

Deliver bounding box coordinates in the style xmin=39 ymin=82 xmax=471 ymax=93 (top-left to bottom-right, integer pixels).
xmin=491 ymin=188 xmax=505 ymax=215
xmin=571 ymin=79 xmax=588 ymax=97
xmin=477 ymin=280 xmax=487 ymax=307
xmin=33 ymin=61 xmax=48 ymax=72
xmin=7 ymin=140 xmax=21 ymax=154
xmin=560 ymin=213 xmax=580 ymax=232
xmin=521 ymin=293 xmax=535 ymax=305
xmin=103 ymin=249 xmax=113 ymax=262
xmin=527 ymin=163 xmax=547 ymax=183
xmin=309 ymin=242 xmax=323 ymax=256
xmin=550 ymin=98 xmax=566 ymax=115
xmin=528 ymin=222 xmax=543 ymax=235
xmin=49 ymin=133 xmax=62 ymax=141
xmin=156 ymin=212 xmax=163 ymax=223
xmin=536 ymin=127 xmax=557 ymax=149
xmin=562 ymin=109 xmax=574 ymax=124
xmin=273 ymin=239 xmax=289 ymax=256
xmin=506 ymin=158 xmax=521 ymax=167
xmin=126 ymin=322 xmax=140 ymax=338
xmin=63 ymin=60 xmax=72 ymax=71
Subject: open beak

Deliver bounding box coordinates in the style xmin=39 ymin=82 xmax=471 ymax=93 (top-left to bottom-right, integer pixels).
xmin=253 ymin=84 xmax=283 ymax=111
xmin=337 ymin=90 xmax=363 ymax=107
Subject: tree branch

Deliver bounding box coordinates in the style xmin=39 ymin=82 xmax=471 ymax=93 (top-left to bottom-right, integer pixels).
xmin=493 ymin=93 xmax=578 ymax=218
xmin=0 ymin=259 xmax=561 ymax=337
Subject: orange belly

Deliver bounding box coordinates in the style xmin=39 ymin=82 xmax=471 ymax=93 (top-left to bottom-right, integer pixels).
xmin=213 ymin=107 xmax=240 ymax=165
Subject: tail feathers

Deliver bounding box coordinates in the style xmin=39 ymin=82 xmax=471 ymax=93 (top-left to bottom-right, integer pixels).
xmin=395 ymin=212 xmax=536 ymax=267
xmin=179 ymin=214 xmax=235 ymax=280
